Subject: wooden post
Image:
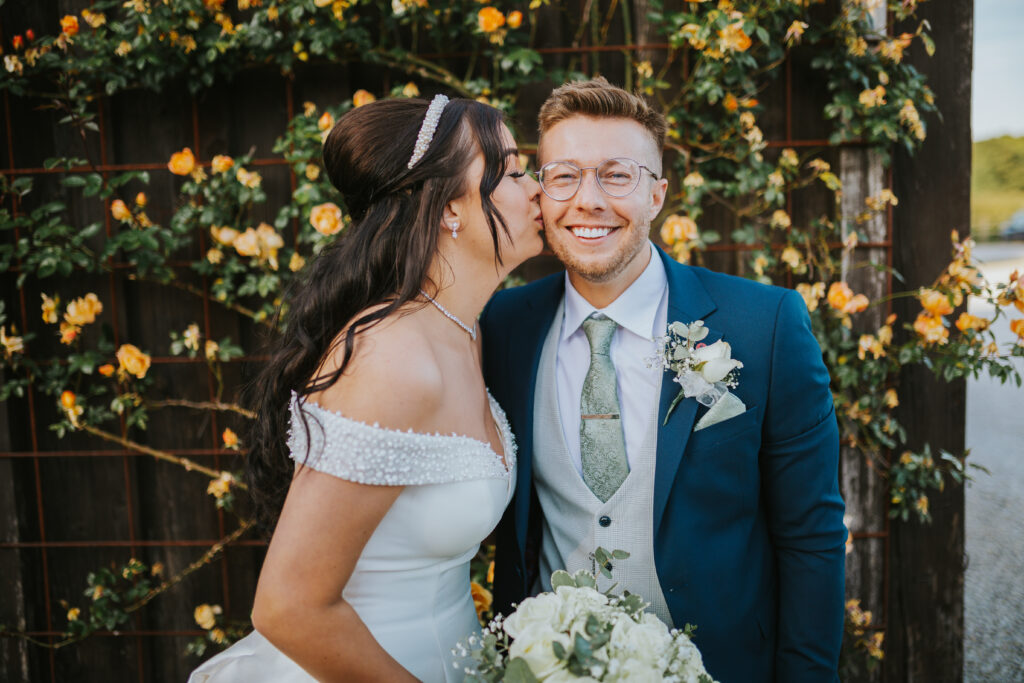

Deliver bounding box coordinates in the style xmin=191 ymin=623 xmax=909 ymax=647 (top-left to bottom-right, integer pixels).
xmin=889 ymin=1 xmax=972 ymax=681
xmin=839 ymin=146 xmax=888 ymax=683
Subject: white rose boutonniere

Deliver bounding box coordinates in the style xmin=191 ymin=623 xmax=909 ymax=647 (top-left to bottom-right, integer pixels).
xmin=651 ymin=321 xmax=746 ymax=428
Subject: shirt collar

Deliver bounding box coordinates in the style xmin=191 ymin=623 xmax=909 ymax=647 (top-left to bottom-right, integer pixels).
xmin=562 ymin=242 xmax=668 ymax=342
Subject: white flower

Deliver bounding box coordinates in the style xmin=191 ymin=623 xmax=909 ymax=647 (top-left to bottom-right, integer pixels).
xmin=503 ymin=591 xmax=564 ymax=639
xmin=690 ymin=340 xmax=743 ymax=383
xmin=609 ymin=616 xmax=672 ymax=666
xmin=507 ymin=624 xmax=569 ymax=679
xmin=545 ymin=671 xmax=599 ymax=683
xmin=608 ymin=658 xmax=664 ymax=683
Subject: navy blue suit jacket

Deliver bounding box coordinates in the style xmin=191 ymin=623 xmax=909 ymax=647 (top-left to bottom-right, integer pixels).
xmin=479 ymin=247 xmax=846 ymax=683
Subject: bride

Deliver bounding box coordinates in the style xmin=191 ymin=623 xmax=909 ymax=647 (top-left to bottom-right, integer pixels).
xmin=189 ymin=94 xmax=542 ymax=681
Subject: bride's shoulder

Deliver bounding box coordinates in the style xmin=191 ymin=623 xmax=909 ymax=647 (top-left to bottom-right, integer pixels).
xmin=307 ymin=305 xmax=444 ymax=432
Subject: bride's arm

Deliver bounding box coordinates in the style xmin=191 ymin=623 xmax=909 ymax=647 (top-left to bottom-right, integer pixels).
xmin=252 ymin=471 xmax=415 ymax=682
xmin=252 ymin=316 xmax=443 ymax=682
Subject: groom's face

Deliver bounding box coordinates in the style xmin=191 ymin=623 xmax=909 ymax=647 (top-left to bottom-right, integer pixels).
xmin=538 ymin=115 xmax=667 ymax=288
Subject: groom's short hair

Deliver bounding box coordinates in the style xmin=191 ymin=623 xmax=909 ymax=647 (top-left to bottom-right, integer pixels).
xmin=538 ymin=77 xmax=667 ymax=152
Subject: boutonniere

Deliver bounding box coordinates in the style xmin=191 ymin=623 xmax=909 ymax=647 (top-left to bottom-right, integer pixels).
xmin=650 ymin=320 xmax=745 ymax=425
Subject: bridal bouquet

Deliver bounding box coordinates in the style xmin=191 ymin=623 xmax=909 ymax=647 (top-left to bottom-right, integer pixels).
xmin=455 ymin=552 xmax=717 ymax=683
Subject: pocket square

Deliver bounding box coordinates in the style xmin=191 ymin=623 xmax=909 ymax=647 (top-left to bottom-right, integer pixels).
xmin=694 ymin=391 xmax=746 ymax=431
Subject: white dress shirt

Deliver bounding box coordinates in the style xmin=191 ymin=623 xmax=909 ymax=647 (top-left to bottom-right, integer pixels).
xmin=556 ymin=243 xmax=668 ymax=475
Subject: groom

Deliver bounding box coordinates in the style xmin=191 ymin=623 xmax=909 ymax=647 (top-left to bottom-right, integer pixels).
xmin=480 ymin=78 xmax=846 ymax=682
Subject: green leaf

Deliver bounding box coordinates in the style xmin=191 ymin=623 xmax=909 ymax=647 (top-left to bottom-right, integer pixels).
xmin=504 ymin=657 xmax=540 ymax=683
xmin=550 ymin=570 xmax=575 ymax=589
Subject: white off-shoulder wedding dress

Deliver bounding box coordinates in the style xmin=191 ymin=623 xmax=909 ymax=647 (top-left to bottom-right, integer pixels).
xmin=188 ymin=391 xmax=516 ymax=683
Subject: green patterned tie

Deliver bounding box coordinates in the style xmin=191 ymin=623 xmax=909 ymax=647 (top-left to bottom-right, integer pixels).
xmin=580 ymin=314 xmax=630 ymax=502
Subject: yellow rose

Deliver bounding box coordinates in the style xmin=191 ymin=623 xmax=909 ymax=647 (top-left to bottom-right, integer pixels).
xmin=796 ymin=282 xmax=825 ymax=312
xmin=206 ymin=247 xmax=224 ymax=264
xmin=168 ymin=147 xmax=196 ymax=176
xmin=115 ymin=41 xmax=132 ymax=56
xmin=918 ymin=288 xmax=953 ymax=317
xmin=682 ymin=172 xmax=704 ymax=188
xmin=352 ymin=90 xmax=376 ymax=108
xmin=116 ymin=343 xmax=152 ymax=379
xmin=64 ymin=293 xmax=103 ymax=327
xmin=235 ymin=167 xmax=262 ymax=188
xmin=305 ymin=164 xmax=321 ymax=181
xmin=193 ymin=604 xmax=220 ymax=630
xmin=111 ymin=199 xmax=132 ymax=222
xmin=222 ymin=428 xmax=239 ymax=448
xmin=210 ymin=226 xmax=240 ymax=246
xmin=780 ymin=246 xmax=803 ymax=272
xmin=310 ymin=202 xmax=344 ymax=236
xmin=211 ymin=154 xmax=234 ymax=173
xmin=184 ymin=323 xmax=200 ymax=352
xmin=858 ymin=85 xmax=886 ymax=109
xmin=470 ymin=581 xmax=492 ymax=618
xmin=289 ymin=252 xmax=306 ymax=272
xmin=67 ymin=607 xmax=81 ymax=622
xmin=209 ymin=628 xmax=227 ymax=644
xmin=204 ymin=339 xmax=219 ymax=361
xmin=659 ymin=214 xmax=698 ymax=246
xmin=233 ymin=228 xmax=260 ymax=257
xmin=770 ymin=210 xmax=791 ymax=229
xmin=827 ymin=282 xmax=869 ymax=314
xmin=718 ymin=21 xmax=751 ymax=52
xmin=477 ymin=7 xmax=505 ymax=32
xmin=317 ymin=111 xmax=335 ymax=132
xmin=41 ymin=293 xmax=59 ymax=324
xmin=913 ymin=312 xmax=948 ymax=345
xmin=402 ymin=82 xmax=420 ymax=98
xmin=207 ymin=471 xmax=234 ymax=497
xmin=60 ymin=322 xmax=80 ymax=345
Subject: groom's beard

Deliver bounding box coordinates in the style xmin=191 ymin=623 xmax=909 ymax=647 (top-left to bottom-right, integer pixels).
xmin=543 ymin=216 xmax=651 ymax=284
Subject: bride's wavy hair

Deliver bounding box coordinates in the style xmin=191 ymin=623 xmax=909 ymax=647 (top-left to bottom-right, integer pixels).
xmin=244 ymin=97 xmax=511 ymax=533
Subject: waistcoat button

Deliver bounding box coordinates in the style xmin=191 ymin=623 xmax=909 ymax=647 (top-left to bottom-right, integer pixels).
xmin=598 ymin=515 xmax=611 ymax=527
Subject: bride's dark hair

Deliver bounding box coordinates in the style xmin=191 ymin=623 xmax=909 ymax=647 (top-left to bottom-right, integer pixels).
xmin=244 ymin=97 xmax=511 ymax=532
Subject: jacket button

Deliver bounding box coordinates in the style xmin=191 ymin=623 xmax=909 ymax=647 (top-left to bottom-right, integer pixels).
xmin=598 ymin=515 xmax=611 ymax=527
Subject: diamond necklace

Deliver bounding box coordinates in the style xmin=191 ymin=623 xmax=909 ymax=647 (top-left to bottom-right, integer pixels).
xmin=419 ymin=289 xmax=478 ymax=341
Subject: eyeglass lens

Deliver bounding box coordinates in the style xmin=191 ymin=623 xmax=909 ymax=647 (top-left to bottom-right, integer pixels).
xmin=539 ymin=158 xmax=643 ymax=200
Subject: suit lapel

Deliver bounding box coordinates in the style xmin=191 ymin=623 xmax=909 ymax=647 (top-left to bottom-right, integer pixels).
xmin=652 ymin=248 xmax=718 ymax=535
xmin=510 ymin=275 xmax=565 ymax=557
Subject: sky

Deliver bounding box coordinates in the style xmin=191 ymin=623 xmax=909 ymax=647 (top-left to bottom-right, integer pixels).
xmin=973 ymin=0 xmax=1024 ymax=140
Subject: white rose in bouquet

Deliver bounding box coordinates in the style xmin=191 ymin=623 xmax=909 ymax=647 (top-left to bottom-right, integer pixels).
xmin=455 ymin=550 xmax=718 ymax=683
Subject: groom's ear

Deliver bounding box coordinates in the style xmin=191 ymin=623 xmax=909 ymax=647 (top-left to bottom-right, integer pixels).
xmin=648 ymin=176 xmax=668 ymax=222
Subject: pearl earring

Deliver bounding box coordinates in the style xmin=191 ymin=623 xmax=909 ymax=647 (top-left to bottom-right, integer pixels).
xmin=451 ymin=221 xmax=459 ymax=239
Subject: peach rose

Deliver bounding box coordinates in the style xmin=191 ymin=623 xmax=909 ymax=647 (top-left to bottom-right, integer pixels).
xmin=659 ymin=214 xmax=698 ymax=246
xmin=352 ymin=90 xmax=375 ymax=108
xmin=60 ymin=15 xmax=79 ymax=36
xmin=310 ymin=202 xmax=344 ymax=236
xmin=507 ymin=10 xmax=523 ymax=29
xmin=918 ymin=288 xmax=953 ymax=317
xmin=168 ymin=147 xmax=196 ymax=176
xmin=913 ymin=312 xmax=948 ymax=345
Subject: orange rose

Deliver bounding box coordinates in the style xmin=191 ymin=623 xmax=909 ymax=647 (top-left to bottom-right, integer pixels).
xmin=722 ymin=93 xmax=739 ymax=112
xmin=318 ymin=112 xmax=335 ymax=131
xmin=470 ymin=581 xmax=492 ymax=618
xmin=352 ymin=90 xmax=375 ymax=108
xmin=60 ymin=15 xmax=79 ymax=36
xmin=60 ymin=390 xmax=77 ymax=410
xmin=110 ymin=199 xmax=132 ymax=222
xmin=954 ymin=312 xmax=989 ymax=333
xmin=719 ymin=21 xmax=751 ymax=52
xmin=310 ymin=202 xmax=344 ymax=236
xmin=827 ymin=282 xmax=853 ymax=311
xmin=134 ymin=192 xmax=147 ymax=207
xmin=116 ymin=343 xmax=151 ymax=379
xmin=99 ymin=364 xmax=116 ymax=377
xmin=211 ymin=155 xmax=234 ymax=173
xmin=222 ymin=428 xmax=239 ymax=449
xmin=168 ymin=147 xmax=196 ymax=176
xmin=507 ymin=10 xmax=523 ymax=29
xmin=913 ymin=312 xmax=948 ymax=345
xmin=918 ymin=288 xmax=953 ymax=316
xmin=1011 ymin=319 xmax=1024 ymax=339
xmin=477 ymin=7 xmax=505 ymax=33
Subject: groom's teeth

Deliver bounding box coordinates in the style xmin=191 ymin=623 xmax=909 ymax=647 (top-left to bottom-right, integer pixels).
xmin=572 ymin=227 xmax=612 ymax=239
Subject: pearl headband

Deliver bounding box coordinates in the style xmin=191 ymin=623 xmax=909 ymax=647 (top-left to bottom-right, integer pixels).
xmin=407 ymin=94 xmax=450 ymax=169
